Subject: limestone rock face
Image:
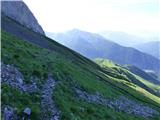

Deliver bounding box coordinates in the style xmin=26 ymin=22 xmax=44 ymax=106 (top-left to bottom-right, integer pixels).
xmin=1 ymin=1 xmax=45 ymax=35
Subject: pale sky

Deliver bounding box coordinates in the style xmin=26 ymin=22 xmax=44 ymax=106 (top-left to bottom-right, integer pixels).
xmin=23 ymin=0 xmax=159 ymax=37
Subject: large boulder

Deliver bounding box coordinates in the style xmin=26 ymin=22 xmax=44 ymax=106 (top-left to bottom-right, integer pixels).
xmin=1 ymin=62 xmax=24 ymax=86
xmin=1 ymin=1 xmax=45 ymax=35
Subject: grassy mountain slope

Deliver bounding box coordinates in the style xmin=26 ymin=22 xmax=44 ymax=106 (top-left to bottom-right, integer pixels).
xmin=95 ymin=58 xmax=160 ymax=96
xmin=1 ymin=15 xmax=160 ymax=120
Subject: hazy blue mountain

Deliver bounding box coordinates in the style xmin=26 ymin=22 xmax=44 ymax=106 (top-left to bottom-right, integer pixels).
xmin=98 ymin=31 xmax=146 ymax=47
xmin=134 ymin=41 xmax=160 ymax=60
xmin=46 ymin=29 xmax=160 ymax=72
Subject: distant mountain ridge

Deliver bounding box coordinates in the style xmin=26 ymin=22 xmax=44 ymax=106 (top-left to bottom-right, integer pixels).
xmin=1 ymin=1 xmax=45 ymax=35
xmin=99 ymin=31 xmax=160 ymax=59
xmin=134 ymin=41 xmax=160 ymax=60
xmin=99 ymin=31 xmax=144 ymax=47
xmin=46 ymin=29 xmax=160 ymax=72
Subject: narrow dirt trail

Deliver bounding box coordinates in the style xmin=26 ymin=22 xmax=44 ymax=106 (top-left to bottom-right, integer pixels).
xmin=41 ymin=74 xmax=60 ymax=120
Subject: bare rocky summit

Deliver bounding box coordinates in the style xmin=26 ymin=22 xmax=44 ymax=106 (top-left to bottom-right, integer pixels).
xmin=1 ymin=1 xmax=45 ymax=35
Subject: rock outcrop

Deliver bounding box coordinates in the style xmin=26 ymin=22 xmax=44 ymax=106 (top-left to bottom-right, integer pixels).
xmin=75 ymin=88 xmax=159 ymax=118
xmin=1 ymin=62 xmax=37 ymax=92
xmin=41 ymin=74 xmax=60 ymax=120
xmin=3 ymin=105 xmax=14 ymax=120
xmin=1 ymin=1 xmax=45 ymax=35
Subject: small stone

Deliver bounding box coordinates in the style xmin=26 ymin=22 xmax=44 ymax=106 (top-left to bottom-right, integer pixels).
xmin=23 ymin=107 xmax=31 ymax=115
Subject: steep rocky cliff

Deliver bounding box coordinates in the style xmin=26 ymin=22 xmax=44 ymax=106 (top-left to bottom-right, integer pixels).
xmin=1 ymin=1 xmax=45 ymax=35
